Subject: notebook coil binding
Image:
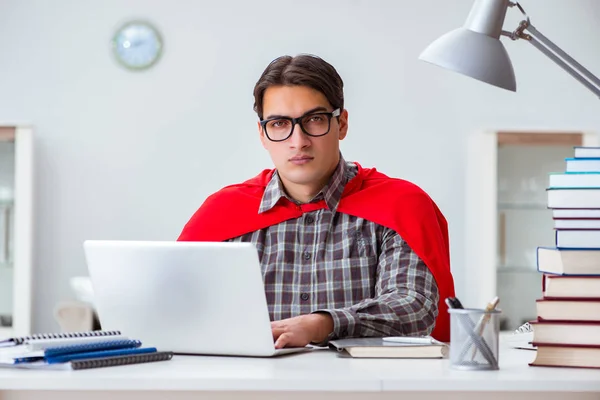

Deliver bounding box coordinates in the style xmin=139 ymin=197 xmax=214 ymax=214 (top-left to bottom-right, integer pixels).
xmin=70 ymin=352 xmax=173 ymax=370
xmin=12 ymin=330 xmax=122 ymax=345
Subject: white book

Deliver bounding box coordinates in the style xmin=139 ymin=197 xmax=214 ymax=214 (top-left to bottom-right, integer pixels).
xmin=549 ymin=172 xmax=600 ymax=188
xmin=537 ymin=247 xmax=600 ymax=275
xmin=566 ymin=158 xmax=600 ymax=173
xmin=555 ymin=230 xmax=600 ymax=249
xmin=574 ymin=147 xmax=600 ymax=158
xmin=23 ymin=335 xmax=130 ymax=352
xmin=553 ymin=209 xmax=600 ymax=219
xmin=547 ymin=188 xmax=600 ymax=209
xmin=0 ymin=330 xmax=122 ymax=348
xmin=554 ymin=219 xmax=600 ymax=229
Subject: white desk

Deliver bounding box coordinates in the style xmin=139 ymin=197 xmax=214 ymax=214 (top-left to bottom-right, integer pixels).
xmin=0 ymin=341 xmax=599 ymax=400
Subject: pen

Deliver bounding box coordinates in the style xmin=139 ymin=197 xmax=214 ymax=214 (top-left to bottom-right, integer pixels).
xmin=476 ymin=296 xmax=500 ymax=334
xmin=470 ymin=296 xmax=500 ymax=360
xmin=382 ymin=337 xmax=444 ymax=345
xmin=445 ymin=297 xmax=464 ymax=310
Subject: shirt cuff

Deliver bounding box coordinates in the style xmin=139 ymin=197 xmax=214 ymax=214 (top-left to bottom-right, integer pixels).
xmin=311 ymin=309 xmax=359 ymax=345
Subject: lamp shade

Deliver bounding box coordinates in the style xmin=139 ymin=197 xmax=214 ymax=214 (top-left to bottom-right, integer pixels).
xmin=419 ymin=0 xmax=517 ymax=92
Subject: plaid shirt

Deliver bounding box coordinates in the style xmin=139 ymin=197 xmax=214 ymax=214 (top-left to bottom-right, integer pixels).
xmin=229 ymin=156 xmax=439 ymax=340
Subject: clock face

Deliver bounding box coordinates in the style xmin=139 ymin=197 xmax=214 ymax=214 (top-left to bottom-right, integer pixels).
xmin=112 ymin=21 xmax=163 ymax=70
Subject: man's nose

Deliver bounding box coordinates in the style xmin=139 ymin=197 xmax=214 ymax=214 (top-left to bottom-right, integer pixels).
xmin=288 ymin=122 xmax=311 ymax=148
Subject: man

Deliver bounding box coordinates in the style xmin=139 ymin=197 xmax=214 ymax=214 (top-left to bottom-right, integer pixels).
xmin=178 ymin=54 xmax=455 ymax=348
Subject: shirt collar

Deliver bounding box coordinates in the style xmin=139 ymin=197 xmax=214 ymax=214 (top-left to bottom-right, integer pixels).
xmin=258 ymin=154 xmax=350 ymax=214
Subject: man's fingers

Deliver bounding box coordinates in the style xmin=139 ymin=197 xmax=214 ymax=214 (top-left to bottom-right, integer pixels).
xmin=274 ymin=332 xmax=292 ymax=349
xmin=271 ymin=323 xmax=285 ymax=340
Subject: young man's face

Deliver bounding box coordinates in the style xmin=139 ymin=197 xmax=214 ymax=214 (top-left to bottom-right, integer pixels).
xmin=258 ymin=85 xmax=348 ymax=192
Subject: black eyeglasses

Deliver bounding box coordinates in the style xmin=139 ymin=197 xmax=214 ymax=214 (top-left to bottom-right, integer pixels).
xmin=260 ymin=108 xmax=341 ymax=142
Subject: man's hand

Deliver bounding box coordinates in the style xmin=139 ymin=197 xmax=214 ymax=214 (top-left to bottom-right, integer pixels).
xmin=271 ymin=313 xmax=334 ymax=349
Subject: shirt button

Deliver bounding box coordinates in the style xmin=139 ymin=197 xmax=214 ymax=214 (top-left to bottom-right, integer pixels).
xmin=300 ymin=293 xmax=310 ymax=301
xmin=305 ymin=215 xmax=314 ymax=224
xmin=303 ymin=251 xmax=311 ymax=261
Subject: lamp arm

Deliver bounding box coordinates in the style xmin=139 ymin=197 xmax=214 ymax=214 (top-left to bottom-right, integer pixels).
xmin=525 ymin=24 xmax=600 ymax=89
xmin=500 ymin=1 xmax=600 ymax=99
xmin=525 ymin=27 xmax=600 ymax=99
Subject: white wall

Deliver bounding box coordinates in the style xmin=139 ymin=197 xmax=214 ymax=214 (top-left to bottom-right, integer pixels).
xmin=0 ymin=0 xmax=599 ymax=333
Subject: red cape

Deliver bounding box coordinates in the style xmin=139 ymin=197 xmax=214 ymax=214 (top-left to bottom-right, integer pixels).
xmin=178 ymin=163 xmax=455 ymax=341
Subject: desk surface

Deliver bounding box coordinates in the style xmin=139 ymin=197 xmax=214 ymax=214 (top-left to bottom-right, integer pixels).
xmin=0 ymin=341 xmax=599 ymax=393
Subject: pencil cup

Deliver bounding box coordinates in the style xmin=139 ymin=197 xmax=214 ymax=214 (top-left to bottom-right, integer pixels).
xmin=448 ymin=308 xmax=501 ymax=371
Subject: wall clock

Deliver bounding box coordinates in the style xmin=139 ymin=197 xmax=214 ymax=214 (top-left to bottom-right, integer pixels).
xmin=112 ymin=20 xmax=163 ymax=70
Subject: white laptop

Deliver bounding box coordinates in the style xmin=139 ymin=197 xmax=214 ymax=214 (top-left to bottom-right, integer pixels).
xmin=83 ymin=240 xmax=311 ymax=357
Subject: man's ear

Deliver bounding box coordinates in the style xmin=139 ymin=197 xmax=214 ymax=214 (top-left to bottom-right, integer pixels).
xmin=258 ymin=121 xmax=268 ymax=149
xmin=338 ymin=109 xmax=349 ymax=140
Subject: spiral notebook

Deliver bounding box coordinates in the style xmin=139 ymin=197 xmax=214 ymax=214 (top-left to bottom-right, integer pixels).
xmin=0 ymin=330 xmax=122 ymax=347
xmin=7 ymin=351 xmax=174 ymax=370
xmin=0 ymin=337 xmax=174 ymax=370
xmin=7 ymin=339 xmax=143 ymax=362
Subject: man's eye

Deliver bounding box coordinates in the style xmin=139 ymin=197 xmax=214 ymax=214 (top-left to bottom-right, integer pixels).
xmin=269 ymin=120 xmax=289 ymax=129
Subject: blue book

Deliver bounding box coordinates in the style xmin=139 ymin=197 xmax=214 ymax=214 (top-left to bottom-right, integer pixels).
xmin=11 ymin=339 xmax=142 ymax=364
xmin=43 ymin=339 xmax=142 ymax=357
xmin=45 ymin=347 xmax=157 ymax=364
xmin=565 ymin=157 xmax=600 ymax=173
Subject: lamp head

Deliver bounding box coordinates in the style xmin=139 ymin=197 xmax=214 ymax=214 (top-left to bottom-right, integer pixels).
xmin=419 ymin=0 xmax=517 ymax=92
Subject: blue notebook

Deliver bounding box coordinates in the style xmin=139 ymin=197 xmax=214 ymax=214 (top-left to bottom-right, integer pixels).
xmin=45 ymin=347 xmax=157 ymax=364
xmin=11 ymin=339 xmax=143 ymax=363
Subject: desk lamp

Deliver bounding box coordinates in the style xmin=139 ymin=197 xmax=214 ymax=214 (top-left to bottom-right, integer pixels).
xmin=418 ymin=0 xmax=600 ymax=97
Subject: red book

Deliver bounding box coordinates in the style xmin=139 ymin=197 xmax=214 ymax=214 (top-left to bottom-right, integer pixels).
xmin=529 ymin=320 xmax=600 ymax=347
xmin=543 ymin=274 xmax=600 ymax=299
xmin=536 ymin=298 xmax=600 ymax=322
xmin=530 ymin=343 xmax=600 ymax=369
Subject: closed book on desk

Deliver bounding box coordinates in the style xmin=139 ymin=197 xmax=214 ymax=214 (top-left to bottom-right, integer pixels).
xmin=530 ymin=343 xmax=600 ymax=369
xmin=547 ymin=187 xmax=600 ymax=209
xmin=543 ymin=275 xmax=600 ymax=299
xmin=549 ymin=172 xmax=600 ymax=189
xmin=0 ymin=330 xmax=122 ymax=348
xmin=328 ymin=338 xmax=448 ymax=359
xmin=9 ymin=351 xmax=174 ymax=370
xmin=530 ymin=320 xmax=600 ymax=346
xmin=536 ymin=299 xmax=600 ymax=322
xmin=1 ymin=339 xmax=142 ymax=362
xmin=537 ymin=247 xmax=600 ymax=275
xmin=555 ymin=230 xmax=600 ymax=249
xmin=553 ymin=209 xmax=600 ymax=219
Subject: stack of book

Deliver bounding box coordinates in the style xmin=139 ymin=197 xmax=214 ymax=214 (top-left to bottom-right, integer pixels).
xmin=530 ymin=146 xmax=600 ymax=369
xmin=0 ymin=330 xmax=173 ymax=370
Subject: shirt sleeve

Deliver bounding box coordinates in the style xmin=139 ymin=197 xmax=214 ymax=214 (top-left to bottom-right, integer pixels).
xmin=313 ymin=228 xmax=440 ymax=342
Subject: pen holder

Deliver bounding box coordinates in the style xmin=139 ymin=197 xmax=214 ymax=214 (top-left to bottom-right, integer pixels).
xmin=448 ymin=308 xmax=501 ymax=371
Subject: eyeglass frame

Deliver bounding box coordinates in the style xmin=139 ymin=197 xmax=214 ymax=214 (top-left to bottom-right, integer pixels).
xmin=259 ymin=108 xmax=341 ymax=142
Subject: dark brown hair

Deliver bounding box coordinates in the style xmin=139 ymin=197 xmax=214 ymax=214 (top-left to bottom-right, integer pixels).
xmin=253 ymin=54 xmax=344 ymax=120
